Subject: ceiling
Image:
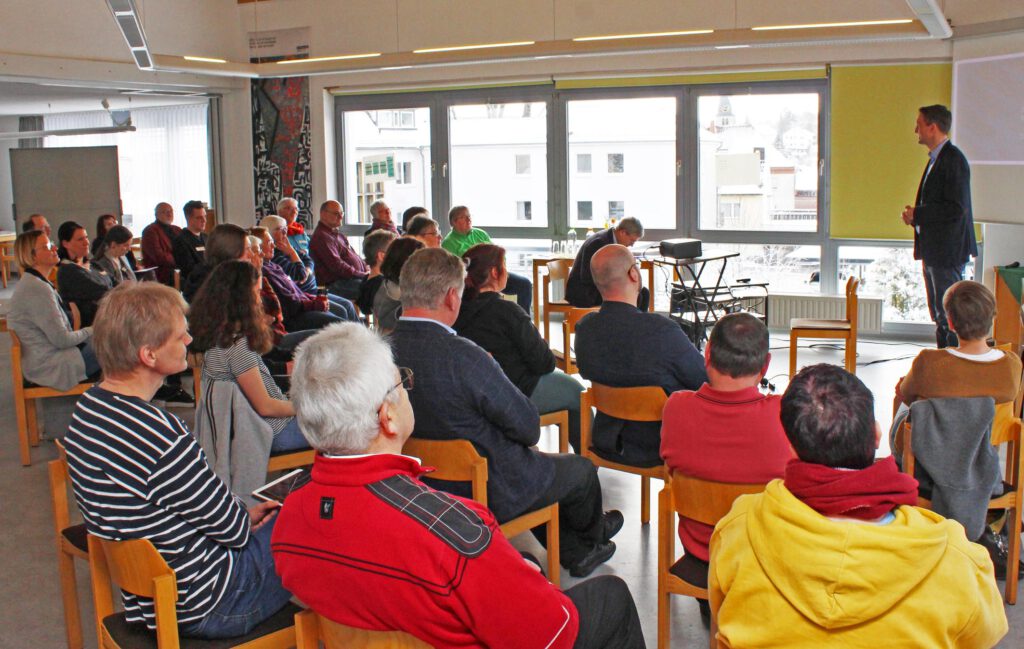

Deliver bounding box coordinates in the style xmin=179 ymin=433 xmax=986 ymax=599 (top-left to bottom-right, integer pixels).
xmin=0 ymin=80 xmax=210 ymax=117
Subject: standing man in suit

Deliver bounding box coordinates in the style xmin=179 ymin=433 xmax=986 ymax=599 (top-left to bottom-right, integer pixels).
xmin=902 ymin=104 xmax=977 ymax=348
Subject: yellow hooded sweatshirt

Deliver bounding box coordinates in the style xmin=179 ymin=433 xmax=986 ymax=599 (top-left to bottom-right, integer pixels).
xmin=709 ymin=480 xmax=1007 ymax=648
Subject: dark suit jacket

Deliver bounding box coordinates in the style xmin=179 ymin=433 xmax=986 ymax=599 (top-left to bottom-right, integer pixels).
xmin=172 ymin=230 xmax=207 ymax=283
xmin=913 ymin=141 xmax=977 ymax=268
xmin=575 ymin=302 xmax=708 ymax=465
xmin=390 ymin=319 xmax=553 ymax=522
xmin=566 ymin=228 xmax=614 ymax=307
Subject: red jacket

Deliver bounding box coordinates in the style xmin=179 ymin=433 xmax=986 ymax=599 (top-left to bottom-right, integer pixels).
xmin=272 ymin=453 xmax=578 ymax=649
xmin=141 ymin=221 xmax=181 ymax=286
xmin=660 ymin=385 xmax=792 ymax=561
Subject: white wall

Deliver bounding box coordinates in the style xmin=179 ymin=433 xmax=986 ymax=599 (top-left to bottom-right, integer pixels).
xmin=0 ymin=117 xmax=19 ymax=231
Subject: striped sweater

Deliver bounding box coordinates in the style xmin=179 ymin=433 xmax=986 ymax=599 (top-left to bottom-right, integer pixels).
xmin=64 ymin=386 xmax=250 ymax=629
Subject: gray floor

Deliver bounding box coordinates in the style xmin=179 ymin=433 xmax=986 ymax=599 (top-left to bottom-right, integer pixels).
xmin=0 ymin=281 xmax=1021 ymax=647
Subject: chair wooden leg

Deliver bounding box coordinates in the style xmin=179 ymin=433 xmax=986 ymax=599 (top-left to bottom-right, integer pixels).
xmin=547 ymin=505 xmax=560 ymax=589
xmin=657 ymin=586 xmax=670 ymax=649
xmin=1007 ymin=505 xmax=1020 ymax=604
xmin=789 ymin=331 xmax=799 ymax=378
xmin=15 ymin=392 xmax=32 ymax=467
xmin=57 ymin=549 xmax=84 ymax=649
xmin=641 ymin=476 xmax=651 ymax=525
xmin=27 ymin=398 xmax=41 ymax=446
xmin=846 ymin=335 xmax=857 ymax=374
xmin=295 ymin=610 xmax=318 ymax=649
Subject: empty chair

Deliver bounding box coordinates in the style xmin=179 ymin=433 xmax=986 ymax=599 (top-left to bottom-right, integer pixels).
xmin=789 ymin=275 xmax=859 ymax=377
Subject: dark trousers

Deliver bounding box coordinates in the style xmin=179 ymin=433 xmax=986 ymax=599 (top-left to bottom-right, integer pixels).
xmin=327 ymin=277 xmax=364 ymax=301
xmin=503 ymin=272 xmax=533 ymax=314
xmin=566 ymin=576 xmax=645 ymax=649
xmin=521 ymin=454 xmax=603 ymax=567
xmin=285 ymin=309 xmax=343 ymax=333
xmin=923 ymin=263 xmax=964 ymax=348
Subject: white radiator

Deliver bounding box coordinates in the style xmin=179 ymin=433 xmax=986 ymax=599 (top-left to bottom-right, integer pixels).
xmin=767 ymin=293 xmax=883 ymax=334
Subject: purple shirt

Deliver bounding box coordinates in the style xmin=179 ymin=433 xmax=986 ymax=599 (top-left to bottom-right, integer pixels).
xmin=309 ymin=222 xmax=368 ymax=285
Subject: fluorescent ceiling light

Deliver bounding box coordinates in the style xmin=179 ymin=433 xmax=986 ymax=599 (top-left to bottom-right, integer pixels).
xmin=573 ymin=29 xmax=713 ymax=42
xmin=414 ymin=41 xmax=535 ymax=54
xmin=183 ymin=56 xmax=227 ymax=64
xmin=752 ymin=19 xmax=914 ymax=31
xmin=277 ymin=53 xmax=381 ymax=64
xmin=715 ymin=45 xmax=751 ymax=50
xmin=380 ymin=66 xmax=413 ymax=71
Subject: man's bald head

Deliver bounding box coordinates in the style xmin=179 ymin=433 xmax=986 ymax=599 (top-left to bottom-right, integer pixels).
xmin=591 ymin=244 xmax=640 ymax=303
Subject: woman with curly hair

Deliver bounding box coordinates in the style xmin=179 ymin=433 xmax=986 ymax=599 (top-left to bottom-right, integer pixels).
xmin=188 ymin=260 xmax=308 ymax=452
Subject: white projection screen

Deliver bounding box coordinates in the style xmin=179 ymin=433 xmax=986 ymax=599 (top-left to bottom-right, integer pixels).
xmin=953 ymin=52 xmax=1024 ymax=225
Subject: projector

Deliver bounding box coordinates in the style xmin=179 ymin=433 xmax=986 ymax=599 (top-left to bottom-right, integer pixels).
xmin=659 ymin=238 xmax=702 ymax=260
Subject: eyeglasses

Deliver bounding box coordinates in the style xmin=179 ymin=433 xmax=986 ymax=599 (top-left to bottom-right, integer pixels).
xmin=422 ymin=230 xmax=441 ymax=237
xmin=389 ymin=367 xmax=414 ymax=394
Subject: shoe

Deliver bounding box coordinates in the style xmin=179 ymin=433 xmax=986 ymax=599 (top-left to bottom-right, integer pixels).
xmin=977 ymin=528 xmax=1024 ymax=581
xmin=601 ymin=510 xmax=624 ymax=543
xmin=697 ymin=598 xmax=711 ymax=629
xmin=568 ymin=541 xmax=616 ymax=578
xmin=154 ymin=385 xmax=195 ymax=405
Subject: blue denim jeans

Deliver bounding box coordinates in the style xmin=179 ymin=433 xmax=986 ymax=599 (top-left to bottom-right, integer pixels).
xmin=180 ymin=519 xmax=292 ymax=639
xmin=79 ymin=340 xmax=100 ymax=377
xmin=327 ymin=294 xmax=358 ymax=321
xmin=923 ymin=264 xmax=965 ymax=348
xmin=271 ymin=417 xmax=309 ymax=453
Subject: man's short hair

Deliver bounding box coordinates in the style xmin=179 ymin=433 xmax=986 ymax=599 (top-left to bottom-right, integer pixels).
xmin=183 ymin=200 xmax=205 ymax=218
xmin=406 ymin=215 xmax=439 ymax=236
xmin=402 ymin=206 xmax=428 ymax=230
xmin=92 ymin=283 xmax=188 ymax=377
xmin=944 ymin=280 xmax=995 ymax=341
xmin=615 ymin=216 xmax=644 ymax=237
xmin=369 ymin=200 xmax=387 ymax=219
xmin=781 ymin=364 xmax=876 ymax=470
xmin=447 ymin=205 xmax=468 ymax=225
xmin=291 ymin=323 xmax=400 ymax=455
xmin=363 ymin=229 xmax=397 ymax=265
xmin=919 ymin=104 xmax=952 ymax=134
xmin=277 ymin=197 xmax=298 ymax=213
xmin=399 ymin=248 xmax=465 ymax=310
xmin=708 ymin=312 xmax=769 ymax=378
xmin=259 ymin=215 xmax=287 ymax=232
xmin=21 ymin=214 xmax=44 ymax=233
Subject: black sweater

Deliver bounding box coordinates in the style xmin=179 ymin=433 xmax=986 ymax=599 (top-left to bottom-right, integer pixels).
xmin=453 ymin=291 xmax=555 ymax=396
xmin=57 ymin=260 xmax=112 ymax=327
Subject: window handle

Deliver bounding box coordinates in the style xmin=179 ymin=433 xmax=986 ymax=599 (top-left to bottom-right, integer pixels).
xmin=442 ymin=163 xmax=448 ymax=178
xmin=676 ymin=160 xmax=682 ymax=177
xmin=819 ymin=158 xmax=824 ymax=177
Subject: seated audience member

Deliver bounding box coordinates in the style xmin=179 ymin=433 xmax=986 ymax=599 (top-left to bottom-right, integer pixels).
xmin=442 ymin=205 xmax=533 ymax=312
xmin=372 ymin=237 xmax=423 ymax=332
xmin=567 ymin=217 xmax=648 ymax=311
xmin=356 ymin=229 xmax=397 ymax=315
xmin=309 ymin=200 xmax=367 ymax=300
xmin=405 ymin=214 xmax=444 ymax=249
xmin=92 ymin=225 xmax=137 ymax=286
xmin=63 ymin=282 xmax=291 ymax=640
xmin=243 ymin=237 xmax=314 ymax=364
xmin=710 ymin=364 xmax=1007 ymax=648
xmin=660 ymin=312 xmax=791 ymax=622
xmin=277 ymin=196 xmax=310 ymax=255
xmin=253 ymin=226 xmax=356 ymax=330
xmin=8 ymin=230 xmax=99 ymax=389
xmin=897 ymin=280 xmax=1021 ymax=406
xmin=260 ymin=215 xmax=316 ymax=293
xmin=273 ymin=323 xmax=645 ymax=649
xmin=56 ymin=220 xmax=112 ymax=327
xmin=401 ymin=205 xmax=428 ymax=233
xmin=390 ymin=248 xmax=622 ymax=577
xmin=575 ymin=244 xmax=706 ymax=465
xmin=181 ymin=224 xmax=250 ymax=302
xmin=454 ymin=243 xmax=584 ymax=451
xmin=22 ymin=213 xmax=52 ymax=237
xmin=90 ymin=213 xmax=118 ymax=260
xmin=141 ymin=202 xmax=182 ymax=286
xmin=188 ymin=261 xmax=309 ymax=452
xmin=172 ymin=200 xmax=208 ymax=281
xmin=364 ymin=199 xmax=399 ymax=236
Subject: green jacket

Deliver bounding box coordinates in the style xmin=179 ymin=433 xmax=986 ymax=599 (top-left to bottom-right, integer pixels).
xmin=442 ymin=228 xmax=491 ymax=257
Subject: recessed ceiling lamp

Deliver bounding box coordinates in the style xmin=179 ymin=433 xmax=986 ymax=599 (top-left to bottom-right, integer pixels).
xmin=715 ymin=45 xmax=751 ymax=50
xmin=105 ymin=0 xmax=153 ymax=69
xmin=183 ymin=56 xmax=227 ymax=64
xmin=573 ymin=29 xmax=713 ymax=42
xmin=752 ymin=19 xmax=914 ymax=31
xmin=413 ymin=41 xmax=535 ymax=54
xmin=277 ymin=53 xmax=382 ymax=64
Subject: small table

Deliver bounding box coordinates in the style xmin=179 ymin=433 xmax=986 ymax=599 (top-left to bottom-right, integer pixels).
xmin=531 ymin=254 xmax=656 ymax=330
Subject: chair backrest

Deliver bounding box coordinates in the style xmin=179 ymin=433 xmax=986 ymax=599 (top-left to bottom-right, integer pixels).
xmin=9 ymin=330 xmax=24 ymax=381
xmin=587 ymin=383 xmax=667 ymax=422
xmin=845 ymin=276 xmax=859 ymax=334
xmin=296 ymin=610 xmax=432 ymax=649
xmin=546 ymin=258 xmax=572 ymax=282
xmin=188 ymin=351 xmax=204 ymax=396
xmin=48 ymin=440 xmax=74 ymax=539
xmin=401 ymin=438 xmax=489 ymax=506
xmin=669 ymin=472 xmax=766 ymax=526
xmin=561 ymin=307 xmax=599 ymax=373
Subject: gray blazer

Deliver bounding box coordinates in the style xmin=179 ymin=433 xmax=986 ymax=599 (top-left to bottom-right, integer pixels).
xmin=7 ymin=271 xmax=92 ymax=391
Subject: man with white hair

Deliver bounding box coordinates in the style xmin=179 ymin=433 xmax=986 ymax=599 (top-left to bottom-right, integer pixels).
xmin=141 ymin=202 xmax=182 ymax=286
xmin=389 ymin=248 xmax=622 ymax=578
xmin=276 ymin=197 xmax=310 ymax=255
xmin=364 ymin=199 xmax=398 ymax=236
xmin=273 ymin=323 xmax=645 ymax=648
xmin=260 ymin=215 xmax=316 ymax=293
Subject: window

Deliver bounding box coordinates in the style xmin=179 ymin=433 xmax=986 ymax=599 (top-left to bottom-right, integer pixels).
xmin=729 ymin=244 xmax=821 ymax=295
xmin=608 ymin=201 xmax=625 ymax=219
xmin=607 ymin=153 xmax=624 ymax=173
xmin=577 ymin=201 xmax=593 ymax=221
xmin=515 ymin=153 xmax=531 ymax=175
xmin=577 ymin=153 xmax=592 ymax=174
xmin=396 ymin=161 xmax=413 ymax=185
xmin=717 ymin=198 xmax=741 ymax=228
xmin=517 ymin=201 xmax=533 ymax=221
xmin=377 ymin=109 xmax=416 ymax=129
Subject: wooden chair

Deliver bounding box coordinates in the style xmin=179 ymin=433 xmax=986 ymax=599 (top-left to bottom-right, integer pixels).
xmin=539 ymin=410 xmax=569 ymax=454
xmin=402 ymin=437 xmax=561 ymax=587
xmin=295 ymin=610 xmax=431 ymax=649
xmin=579 ymin=383 xmax=668 ymax=524
xmin=554 ymin=307 xmax=598 ymax=375
xmin=899 ymin=403 xmax=1023 ymax=604
xmin=9 ymin=330 xmax=94 ymax=466
xmin=657 ymin=472 xmax=766 ymax=649
xmin=0 ymin=238 xmax=16 ymax=288
xmin=789 ymin=276 xmax=859 ymax=377
xmin=49 ymin=440 xmax=89 ymax=649
xmin=541 ymin=259 xmax=573 ymax=341
xmin=87 ymin=535 xmax=301 ymax=649
xmin=187 ymin=351 xmax=203 ymax=397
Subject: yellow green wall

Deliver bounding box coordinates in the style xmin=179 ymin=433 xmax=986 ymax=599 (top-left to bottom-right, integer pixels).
xmin=830 ymin=63 xmax=952 ymax=240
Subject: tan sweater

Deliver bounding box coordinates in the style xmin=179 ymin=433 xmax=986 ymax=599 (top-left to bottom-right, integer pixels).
xmin=899 ymin=349 xmax=1022 ymax=405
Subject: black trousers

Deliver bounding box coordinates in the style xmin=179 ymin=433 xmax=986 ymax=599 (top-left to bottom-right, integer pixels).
xmin=566 ymin=576 xmax=645 ymax=649
xmin=523 ymin=453 xmax=604 ymax=567
xmin=923 ymin=263 xmax=964 ymax=348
